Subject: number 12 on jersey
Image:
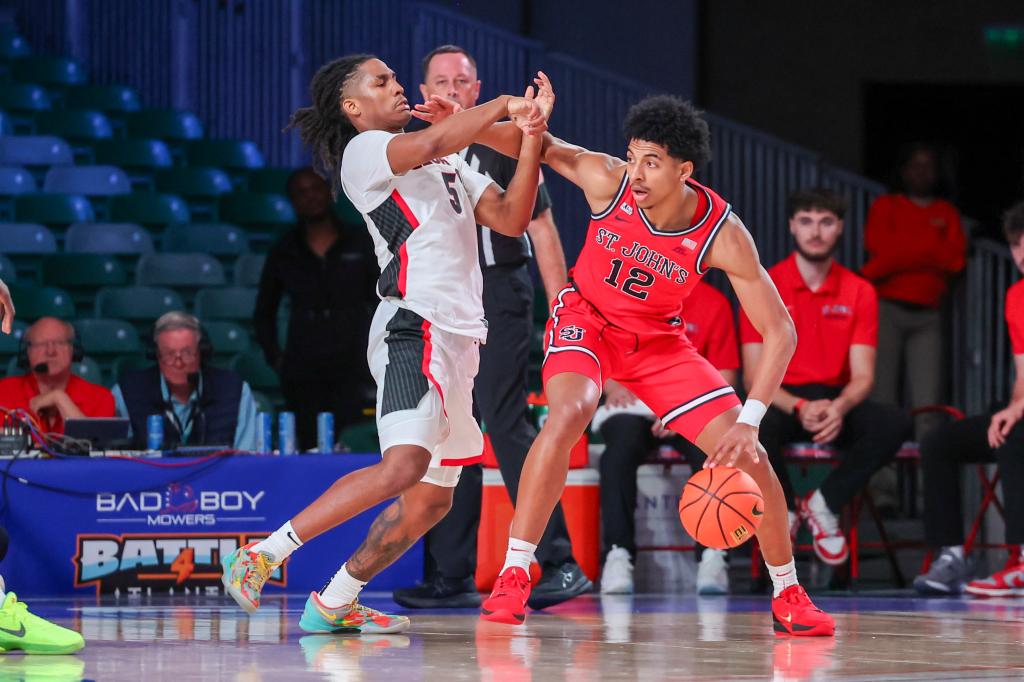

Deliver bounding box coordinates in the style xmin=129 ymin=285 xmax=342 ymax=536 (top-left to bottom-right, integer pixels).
xmin=604 ymin=258 xmax=655 ymax=300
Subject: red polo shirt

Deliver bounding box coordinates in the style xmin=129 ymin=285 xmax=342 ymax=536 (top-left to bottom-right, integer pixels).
xmin=740 ymin=253 xmax=878 ymax=386
xmin=861 ymin=194 xmax=966 ymax=307
xmin=0 ymin=373 xmax=115 ymax=434
xmin=682 ymin=280 xmax=739 ymax=371
xmin=1007 ymin=279 xmax=1024 ymax=355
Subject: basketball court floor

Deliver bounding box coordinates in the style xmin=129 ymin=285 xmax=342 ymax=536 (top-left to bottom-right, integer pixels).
xmin=8 ymin=592 xmax=1024 ymax=680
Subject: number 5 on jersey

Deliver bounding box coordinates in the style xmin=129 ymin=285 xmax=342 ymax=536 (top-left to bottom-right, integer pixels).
xmin=441 ymin=172 xmax=463 ymax=215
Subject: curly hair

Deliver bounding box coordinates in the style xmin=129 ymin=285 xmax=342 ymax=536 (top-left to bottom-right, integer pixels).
xmin=1004 ymin=200 xmax=1024 ymax=244
xmin=786 ymin=188 xmax=848 ymax=220
xmin=623 ymin=95 xmax=712 ymax=169
xmin=287 ymin=54 xmax=376 ymax=194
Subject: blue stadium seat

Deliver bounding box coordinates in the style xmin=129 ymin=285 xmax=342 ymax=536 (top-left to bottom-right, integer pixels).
xmin=219 ymin=192 xmax=294 ymax=230
xmin=10 ymin=57 xmax=87 ymax=86
xmin=0 ymin=222 xmax=57 ymax=253
xmin=0 ymin=166 xmax=34 ymax=219
xmin=162 ymin=223 xmax=249 ymax=256
xmin=34 ymin=110 xmax=113 ymax=141
xmin=41 ymin=254 xmax=128 ymax=306
xmin=126 ymin=110 xmax=204 ymax=141
xmin=0 ymin=166 xmax=33 ymax=194
xmin=0 ymin=84 xmax=51 ymax=111
xmin=0 ymin=135 xmax=73 ymax=168
xmin=65 ymin=222 xmax=154 ymax=255
xmin=135 ymin=252 xmax=226 ymax=288
xmin=0 ymin=32 xmax=29 ymax=60
xmin=93 ymin=139 xmax=172 ymax=182
xmin=0 ymin=253 xmax=17 ymax=282
xmin=111 ymin=354 xmax=149 ymax=384
xmin=73 ymin=318 xmax=142 ymax=357
xmin=0 ymin=111 xmax=11 ymax=135
xmin=95 ymin=286 xmax=184 ymax=323
xmin=230 ymin=350 xmax=279 ymax=391
xmin=63 ymin=85 xmax=141 ymax=113
xmin=194 ymin=286 xmax=257 ymax=321
xmin=187 ymin=140 xmax=264 ymax=172
xmin=233 ymin=252 xmax=266 ymax=287
xmin=204 ymin=320 xmax=251 ymax=356
xmin=43 ymin=166 xmax=131 ymax=197
xmin=154 ymin=167 xmax=232 ymax=218
xmin=8 ymin=283 xmax=75 ymax=319
xmin=247 ymin=168 xmax=294 ymax=195
xmin=0 ymin=320 xmax=28 ymax=356
xmin=13 ymin=192 xmax=94 ymax=226
xmin=109 ymin=192 xmax=189 ymax=228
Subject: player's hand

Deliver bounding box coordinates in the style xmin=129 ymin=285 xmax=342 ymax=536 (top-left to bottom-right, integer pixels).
xmin=797 ymin=399 xmax=829 ymax=431
xmin=532 ymin=70 xmax=555 ymax=120
xmin=411 ymin=95 xmax=461 ymax=124
xmin=603 ymin=379 xmax=637 ymax=408
xmin=810 ymin=403 xmax=844 ymax=444
xmin=706 ymin=423 xmax=762 ymax=468
xmin=0 ymin=277 xmax=15 ymax=335
xmin=651 ymin=418 xmax=673 ymax=439
xmin=507 ymin=90 xmax=546 ymax=136
xmin=988 ymin=404 xmax=1023 ymax=448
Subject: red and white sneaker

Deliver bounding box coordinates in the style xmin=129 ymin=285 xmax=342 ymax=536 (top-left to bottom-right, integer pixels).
xmin=797 ymin=492 xmax=848 ymax=566
xmin=965 ymin=562 xmax=1024 ymax=597
xmin=481 ymin=567 xmax=531 ymax=625
xmin=772 ymin=585 xmax=835 ymax=637
xmin=789 ymin=510 xmax=801 ymax=544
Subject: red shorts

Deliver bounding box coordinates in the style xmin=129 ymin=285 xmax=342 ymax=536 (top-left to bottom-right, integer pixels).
xmin=543 ymin=285 xmax=740 ymax=443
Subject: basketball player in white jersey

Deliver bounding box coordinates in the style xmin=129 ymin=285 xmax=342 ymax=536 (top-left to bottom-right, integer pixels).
xmin=220 ymin=54 xmax=547 ymax=634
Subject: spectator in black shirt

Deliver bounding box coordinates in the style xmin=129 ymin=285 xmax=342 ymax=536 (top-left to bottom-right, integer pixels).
xmin=254 ymin=168 xmax=377 ymax=451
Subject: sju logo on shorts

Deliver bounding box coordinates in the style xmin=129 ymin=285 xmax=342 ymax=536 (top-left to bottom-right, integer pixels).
xmin=559 ymin=325 xmax=585 ymax=342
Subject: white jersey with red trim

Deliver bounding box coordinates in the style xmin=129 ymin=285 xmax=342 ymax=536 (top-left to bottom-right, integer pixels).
xmin=340 ymin=129 xmax=495 ymax=340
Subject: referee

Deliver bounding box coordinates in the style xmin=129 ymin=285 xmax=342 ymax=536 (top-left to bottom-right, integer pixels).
xmin=393 ymin=45 xmax=591 ymax=609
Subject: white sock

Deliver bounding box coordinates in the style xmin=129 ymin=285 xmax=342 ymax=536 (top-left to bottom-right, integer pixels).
xmin=941 ymin=545 xmax=965 ymax=560
xmin=766 ymin=559 xmax=799 ymax=598
xmin=319 ymin=563 xmax=367 ymax=608
xmin=808 ymin=489 xmax=835 ymax=516
xmin=501 ymin=537 xmax=537 ymax=573
xmin=251 ymin=521 xmax=303 ymax=563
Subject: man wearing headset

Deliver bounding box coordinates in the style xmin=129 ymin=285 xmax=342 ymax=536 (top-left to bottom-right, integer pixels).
xmin=0 ymin=317 xmax=115 ymax=433
xmin=111 ymin=311 xmax=258 ymax=451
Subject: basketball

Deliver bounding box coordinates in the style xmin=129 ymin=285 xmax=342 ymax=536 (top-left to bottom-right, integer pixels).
xmin=679 ymin=466 xmax=764 ymax=549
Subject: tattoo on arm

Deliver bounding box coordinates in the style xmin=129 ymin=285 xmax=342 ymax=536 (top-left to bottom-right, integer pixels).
xmin=345 ymin=498 xmax=415 ymax=582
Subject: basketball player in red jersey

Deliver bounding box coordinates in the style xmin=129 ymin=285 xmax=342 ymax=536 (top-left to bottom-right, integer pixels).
xmin=417 ymin=74 xmax=834 ymax=636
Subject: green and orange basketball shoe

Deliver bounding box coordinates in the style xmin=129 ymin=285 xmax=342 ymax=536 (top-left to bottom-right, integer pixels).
xmin=299 ymin=591 xmax=410 ymax=634
xmin=221 ymin=541 xmax=280 ymax=614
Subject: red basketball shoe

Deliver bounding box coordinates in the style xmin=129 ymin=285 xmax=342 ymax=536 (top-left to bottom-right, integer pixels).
xmin=481 ymin=567 xmax=531 ymax=625
xmin=965 ymin=561 xmax=1024 ymax=597
xmin=772 ymin=585 xmax=835 ymax=637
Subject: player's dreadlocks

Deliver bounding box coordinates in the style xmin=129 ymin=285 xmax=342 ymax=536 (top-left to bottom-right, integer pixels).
xmin=287 ymin=54 xmax=376 ymax=194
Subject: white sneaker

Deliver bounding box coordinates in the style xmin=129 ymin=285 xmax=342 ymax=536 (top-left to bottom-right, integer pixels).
xmin=789 ymin=510 xmax=800 ymax=544
xmin=696 ymin=549 xmax=730 ymax=595
xmin=600 ymin=546 xmax=634 ymax=594
xmin=798 ymin=490 xmax=848 ymax=566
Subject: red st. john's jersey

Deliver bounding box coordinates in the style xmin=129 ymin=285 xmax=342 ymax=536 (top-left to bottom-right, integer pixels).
xmin=570 ymin=172 xmax=732 ymax=333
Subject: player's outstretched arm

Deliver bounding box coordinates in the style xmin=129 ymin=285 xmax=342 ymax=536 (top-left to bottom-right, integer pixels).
xmin=707 ymin=215 xmax=797 ymax=410
xmin=472 ymin=122 xmax=544 ymax=237
xmin=387 ymin=95 xmax=543 ymax=175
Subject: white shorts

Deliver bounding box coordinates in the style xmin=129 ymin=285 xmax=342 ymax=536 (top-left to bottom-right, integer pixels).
xmin=368 ymin=301 xmax=484 ymax=487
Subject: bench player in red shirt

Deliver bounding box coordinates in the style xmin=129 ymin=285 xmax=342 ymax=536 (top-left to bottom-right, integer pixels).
xmin=423 ymin=75 xmax=834 ymax=635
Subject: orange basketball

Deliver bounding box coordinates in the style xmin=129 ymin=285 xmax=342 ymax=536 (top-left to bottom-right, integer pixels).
xmin=679 ymin=466 xmax=764 ymax=550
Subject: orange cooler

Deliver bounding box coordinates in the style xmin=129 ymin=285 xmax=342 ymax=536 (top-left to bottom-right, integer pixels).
xmin=476 ymin=468 xmax=600 ymax=591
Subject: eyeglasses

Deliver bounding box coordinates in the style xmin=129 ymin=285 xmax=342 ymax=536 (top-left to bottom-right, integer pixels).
xmin=26 ymin=339 xmax=72 ymax=351
xmin=157 ymin=348 xmax=198 ymax=363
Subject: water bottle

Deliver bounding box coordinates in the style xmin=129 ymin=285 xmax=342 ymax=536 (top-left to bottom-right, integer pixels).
xmin=257 ymin=412 xmax=273 ymax=453
xmin=146 ymin=415 xmax=164 ymax=451
xmin=317 ymin=412 xmax=334 ymax=453
xmin=278 ymin=411 xmax=296 ymax=455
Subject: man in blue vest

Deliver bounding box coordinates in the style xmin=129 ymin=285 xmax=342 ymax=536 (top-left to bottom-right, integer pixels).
xmin=112 ymin=311 xmax=258 ymax=451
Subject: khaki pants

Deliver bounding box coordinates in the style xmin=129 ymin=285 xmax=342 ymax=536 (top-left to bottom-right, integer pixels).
xmin=871 ymin=299 xmax=943 ymax=438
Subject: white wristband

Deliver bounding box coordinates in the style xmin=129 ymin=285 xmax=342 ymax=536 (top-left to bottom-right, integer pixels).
xmin=736 ymin=399 xmax=767 ymax=427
